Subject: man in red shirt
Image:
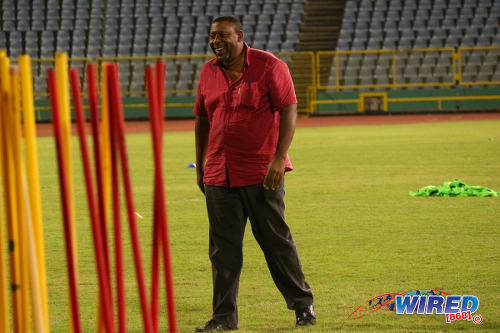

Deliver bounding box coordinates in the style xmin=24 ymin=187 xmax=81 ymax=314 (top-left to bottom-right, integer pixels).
xmin=194 ymin=16 xmax=315 ymax=332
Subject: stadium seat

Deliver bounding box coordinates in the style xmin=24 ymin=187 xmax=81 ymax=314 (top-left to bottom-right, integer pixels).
xmin=338 ymin=0 xmax=500 ymax=60
xmin=0 ymin=0 xmax=322 ymax=94
xmin=280 ymin=41 xmax=296 ymax=53
xmin=0 ymin=32 xmax=7 ymax=50
xmin=483 ymin=51 xmax=499 ymax=66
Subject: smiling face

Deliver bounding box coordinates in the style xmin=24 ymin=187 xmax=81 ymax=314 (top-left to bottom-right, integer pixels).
xmin=209 ymin=21 xmax=243 ymax=65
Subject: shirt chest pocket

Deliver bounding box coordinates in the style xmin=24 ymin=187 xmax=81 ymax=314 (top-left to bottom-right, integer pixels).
xmin=239 ymin=82 xmax=264 ymax=110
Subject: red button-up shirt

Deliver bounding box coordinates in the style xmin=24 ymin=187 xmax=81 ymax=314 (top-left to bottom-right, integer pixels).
xmin=194 ymin=44 xmax=297 ymax=187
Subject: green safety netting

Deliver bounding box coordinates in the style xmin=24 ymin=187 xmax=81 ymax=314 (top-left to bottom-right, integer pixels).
xmin=409 ymin=180 xmax=500 ymax=197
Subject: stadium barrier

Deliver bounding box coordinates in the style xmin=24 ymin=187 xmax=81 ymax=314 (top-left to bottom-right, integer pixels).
xmin=316 ymin=48 xmax=456 ymax=90
xmin=26 ymin=52 xmax=316 ymax=120
xmin=458 ymin=46 xmax=500 ymax=86
xmin=312 ymin=89 xmax=500 ymax=113
xmin=315 ymin=46 xmax=500 ymax=113
xmin=11 ymin=46 xmax=500 ymax=119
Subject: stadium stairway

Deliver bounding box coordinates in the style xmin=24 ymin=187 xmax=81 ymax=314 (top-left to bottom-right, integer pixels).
xmin=296 ymin=0 xmax=346 ymax=51
xmin=288 ymin=0 xmax=346 ymax=112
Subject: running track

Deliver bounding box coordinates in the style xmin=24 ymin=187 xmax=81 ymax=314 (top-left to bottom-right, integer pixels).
xmin=35 ymin=112 xmax=500 ymax=137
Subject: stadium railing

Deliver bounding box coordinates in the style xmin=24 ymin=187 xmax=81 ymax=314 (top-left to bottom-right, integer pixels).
xmin=315 ymin=46 xmax=500 ymax=113
xmin=16 ymin=46 xmax=500 ymax=120
xmin=24 ymin=52 xmax=315 ymax=120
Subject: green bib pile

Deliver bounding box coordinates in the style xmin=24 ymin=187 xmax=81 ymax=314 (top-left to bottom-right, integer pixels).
xmin=409 ymin=180 xmax=500 ymax=197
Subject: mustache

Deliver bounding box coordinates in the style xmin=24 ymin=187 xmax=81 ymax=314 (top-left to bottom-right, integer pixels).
xmin=211 ymin=43 xmax=225 ymax=50
xmin=211 ymin=44 xmax=230 ymax=60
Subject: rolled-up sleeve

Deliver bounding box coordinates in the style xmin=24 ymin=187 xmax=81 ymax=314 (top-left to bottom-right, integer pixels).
xmin=267 ymin=60 xmax=297 ymax=112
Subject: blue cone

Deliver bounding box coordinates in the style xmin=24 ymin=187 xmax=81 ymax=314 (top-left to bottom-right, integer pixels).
xmin=187 ymin=163 xmax=196 ymax=168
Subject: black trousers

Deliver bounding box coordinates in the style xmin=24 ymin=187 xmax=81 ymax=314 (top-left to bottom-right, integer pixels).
xmin=204 ymin=180 xmax=313 ymax=328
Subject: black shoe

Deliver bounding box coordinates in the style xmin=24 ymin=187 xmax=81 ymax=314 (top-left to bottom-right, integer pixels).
xmin=195 ymin=319 xmax=236 ymax=332
xmin=295 ymin=304 xmax=316 ymax=326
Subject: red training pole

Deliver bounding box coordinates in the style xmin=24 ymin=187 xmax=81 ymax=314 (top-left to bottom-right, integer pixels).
xmin=106 ymin=64 xmax=126 ymax=333
xmin=149 ymin=64 xmax=161 ymax=331
xmin=47 ymin=69 xmax=82 ymax=333
xmin=69 ymin=68 xmax=115 ymax=333
xmin=155 ymin=60 xmax=178 ymax=333
xmin=146 ymin=65 xmax=178 ymax=333
xmin=150 ymin=61 xmax=163 ymax=330
xmin=149 ymin=60 xmax=166 ymax=330
xmin=106 ymin=63 xmax=154 ymax=333
xmin=150 ymin=175 xmax=161 ymax=331
xmin=155 ymin=61 xmax=178 ymax=333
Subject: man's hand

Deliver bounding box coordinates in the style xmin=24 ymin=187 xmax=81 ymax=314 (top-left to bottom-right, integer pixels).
xmin=263 ymin=103 xmax=297 ymax=191
xmin=263 ymin=156 xmax=286 ymax=190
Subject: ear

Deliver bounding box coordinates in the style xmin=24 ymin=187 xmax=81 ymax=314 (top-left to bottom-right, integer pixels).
xmin=237 ymin=30 xmax=244 ymax=42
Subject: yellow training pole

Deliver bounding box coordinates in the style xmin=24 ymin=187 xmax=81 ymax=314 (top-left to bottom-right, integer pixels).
xmin=19 ymin=54 xmax=50 ymax=333
xmin=13 ymin=65 xmax=45 ymax=332
xmin=10 ymin=66 xmax=32 ymax=333
xmin=22 ymin=175 xmax=45 ymax=333
xmin=0 ymin=54 xmax=24 ymax=333
xmin=0 ymin=49 xmax=10 ymax=333
xmin=96 ymin=63 xmax=111 ymax=333
xmin=100 ymin=62 xmax=111 ymax=218
xmin=55 ymin=52 xmax=78 ymax=332
xmin=0 ymin=193 xmax=9 ymax=333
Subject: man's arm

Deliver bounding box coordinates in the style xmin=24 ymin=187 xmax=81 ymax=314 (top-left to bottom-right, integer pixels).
xmin=195 ymin=115 xmax=210 ymax=194
xmin=263 ymin=103 xmax=297 ymax=190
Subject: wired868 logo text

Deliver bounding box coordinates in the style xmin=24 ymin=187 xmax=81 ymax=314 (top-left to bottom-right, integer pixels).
xmin=348 ymin=290 xmax=482 ymax=325
xmin=396 ymin=295 xmax=482 ymax=324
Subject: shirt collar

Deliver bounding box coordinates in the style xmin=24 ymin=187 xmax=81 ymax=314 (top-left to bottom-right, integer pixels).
xmin=243 ymin=43 xmax=251 ymax=68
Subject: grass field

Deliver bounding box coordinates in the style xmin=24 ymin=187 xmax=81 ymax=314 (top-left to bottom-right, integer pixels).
xmin=20 ymin=118 xmax=500 ymax=332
